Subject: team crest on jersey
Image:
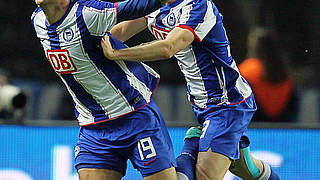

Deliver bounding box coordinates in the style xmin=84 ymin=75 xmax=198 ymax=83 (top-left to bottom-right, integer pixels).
xmin=167 ymin=12 xmax=176 ymax=26
xmin=47 ymin=49 xmax=77 ymax=74
xmin=63 ymin=27 xmax=74 ymax=42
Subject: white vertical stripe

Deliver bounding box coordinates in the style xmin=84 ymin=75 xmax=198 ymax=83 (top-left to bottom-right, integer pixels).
xmin=222 ymin=26 xmax=232 ymax=57
xmin=115 ymin=61 xmax=153 ymax=103
xmin=59 ymin=75 xmax=95 ymax=125
xmin=83 ymin=5 xmax=117 ymax=36
xmin=33 ymin=11 xmax=51 ymax=51
xmin=141 ymin=62 xmax=160 ymax=79
xmin=176 ymin=45 xmax=208 ymax=108
xmin=214 ymin=65 xmax=229 ymax=104
xmin=231 ymin=61 xmax=252 ymax=99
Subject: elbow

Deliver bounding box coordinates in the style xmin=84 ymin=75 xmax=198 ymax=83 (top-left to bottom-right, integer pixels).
xmin=161 ymin=50 xmax=174 ymax=59
xmin=161 ymin=42 xmax=175 ymax=59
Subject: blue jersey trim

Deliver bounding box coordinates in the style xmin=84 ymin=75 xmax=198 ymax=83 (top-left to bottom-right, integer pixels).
xmin=80 ymin=0 xmax=115 ymax=10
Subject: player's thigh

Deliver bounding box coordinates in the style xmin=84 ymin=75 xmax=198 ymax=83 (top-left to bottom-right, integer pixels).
xmin=127 ymin=101 xmax=177 ymax=178
xmin=143 ymin=166 xmax=177 ymax=180
xmin=78 ymin=168 xmax=122 ymax=180
xmin=129 ymin=131 xmax=176 ymax=178
xmin=196 ymin=148 xmax=231 ymax=180
xmin=229 ymin=147 xmax=264 ymax=180
xmin=195 ymin=107 xmax=254 ymax=179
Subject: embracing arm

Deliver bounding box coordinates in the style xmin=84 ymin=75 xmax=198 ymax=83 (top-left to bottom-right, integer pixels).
xmin=110 ymin=17 xmax=147 ymax=42
xmin=101 ymin=27 xmax=195 ymax=61
xmin=116 ymin=0 xmax=166 ymax=22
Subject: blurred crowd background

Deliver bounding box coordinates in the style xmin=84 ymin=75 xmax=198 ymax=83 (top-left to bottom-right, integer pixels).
xmin=0 ymin=0 xmax=319 ymax=126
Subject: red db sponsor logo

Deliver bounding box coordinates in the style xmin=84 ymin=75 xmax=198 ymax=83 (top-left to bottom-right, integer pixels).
xmin=47 ymin=49 xmax=77 ymax=74
xmin=151 ymin=25 xmax=170 ymax=40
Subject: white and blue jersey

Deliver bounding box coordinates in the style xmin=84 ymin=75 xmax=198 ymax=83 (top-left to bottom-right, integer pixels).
xmin=31 ymin=0 xmax=163 ymax=126
xmin=146 ymin=0 xmax=252 ymax=109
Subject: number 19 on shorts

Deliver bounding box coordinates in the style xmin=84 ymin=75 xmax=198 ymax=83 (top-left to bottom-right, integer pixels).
xmin=137 ymin=137 xmax=157 ymax=160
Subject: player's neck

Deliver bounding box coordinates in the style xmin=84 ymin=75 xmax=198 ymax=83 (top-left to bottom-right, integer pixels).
xmin=40 ymin=0 xmax=70 ymax=25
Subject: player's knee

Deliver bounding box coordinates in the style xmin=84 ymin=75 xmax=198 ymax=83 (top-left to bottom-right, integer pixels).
xmin=144 ymin=167 xmax=178 ymax=180
xmin=195 ymin=162 xmax=211 ymax=180
xmin=78 ymin=168 xmax=122 ymax=180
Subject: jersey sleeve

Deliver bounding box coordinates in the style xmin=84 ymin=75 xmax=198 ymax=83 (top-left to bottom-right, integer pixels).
xmin=82 ymin=0 xmax=162 ymax=36
xmin=31 ymin=7 xmax=42 ymax=38
xmin=82 ymin=0 xmax=118 ymax=36
xmin=177 ymin=0 xmax=217 ymax=42
xmin=116 ymin=0 xmax=162 ymax=22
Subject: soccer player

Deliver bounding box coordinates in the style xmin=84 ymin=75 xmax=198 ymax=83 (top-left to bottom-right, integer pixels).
xmin=31 ymin=0 xmax=180 ymax=179
xmin=100 ymin=0 xmax=281 ymax=179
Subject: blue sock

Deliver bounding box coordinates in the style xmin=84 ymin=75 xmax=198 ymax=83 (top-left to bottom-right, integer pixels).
xmin=176 ymin=138 xmax=199 ymax=180
xmin=268 ymin=168 xmax=280 ymax=180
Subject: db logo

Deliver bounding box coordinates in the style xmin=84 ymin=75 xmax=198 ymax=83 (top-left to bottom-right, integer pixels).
xmin=47 ymin=49 xmax=77 ymax=74
xmin=151 ymin=25 xmax=170 ymax=40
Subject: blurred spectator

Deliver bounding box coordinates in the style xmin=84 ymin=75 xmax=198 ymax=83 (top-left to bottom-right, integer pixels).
xmin=0 ymin=69 xmax=27 ymax=122
xmin=239 ymin=27 xmax=297 ymax=122
xmin=258 ymin=0 xmax=312 ymax=65
xmin=214 ymin=0 xmax=249 ymax=63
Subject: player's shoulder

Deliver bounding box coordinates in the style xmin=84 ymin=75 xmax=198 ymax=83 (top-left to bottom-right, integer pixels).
xmin=31 ymin=6 xmax=43 ymax=21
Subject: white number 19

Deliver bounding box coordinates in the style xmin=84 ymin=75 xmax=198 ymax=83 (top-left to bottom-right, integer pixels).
xmin=137 ymin=137 xmax=156 ymax=160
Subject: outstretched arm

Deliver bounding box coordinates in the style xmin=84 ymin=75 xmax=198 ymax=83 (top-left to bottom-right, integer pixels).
xmin=116 ymin=0 xmax=165 ymax=22
xmin=110 ymin=17 xmax=147 ymax=42
xmin=101 ymin=27 xmax=195 ymax=61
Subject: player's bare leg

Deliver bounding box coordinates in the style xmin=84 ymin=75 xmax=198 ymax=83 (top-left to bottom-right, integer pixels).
xmin=229 ymin=147 xmax=280 ymax=180
xmin=229 ymin=147 xmax=263 ymax=180
xmin=144 ymin=166 xmax=178 ymax=180
xmin=196 ymin=149 xmax=231 ymax=180
xmin=79 ymin=167 xmax=178 ymax=180
xmin=78 ymin=168 xmax=122 ymax=180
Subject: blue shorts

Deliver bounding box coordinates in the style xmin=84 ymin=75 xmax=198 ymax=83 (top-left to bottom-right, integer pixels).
xmin=74 ymin=100 xmax=176 ymax=177
xmin=192 ymin=95 xmax=256 ymax=160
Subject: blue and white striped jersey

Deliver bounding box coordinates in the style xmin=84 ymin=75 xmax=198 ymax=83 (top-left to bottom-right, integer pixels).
xmin=146 ymin=0 xmax=252 ymax=108
xmin=31 ymin=0 xmax=163 ymax=126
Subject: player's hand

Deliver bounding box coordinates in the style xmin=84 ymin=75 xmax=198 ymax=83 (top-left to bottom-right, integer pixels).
xmin=101 ymin=34 xmax=116 ymax=60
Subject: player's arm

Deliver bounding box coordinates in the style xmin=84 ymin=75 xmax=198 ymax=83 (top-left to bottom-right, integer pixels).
xmin=101 ymin=27 xmax=195 ymax=61
xmin=82 ymin=0 xmax=163 ymax=35
xmin=116 ymin=0 xmax=167 ymax=23
xmin=110 ymin=17 xmax=147 ymax=42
